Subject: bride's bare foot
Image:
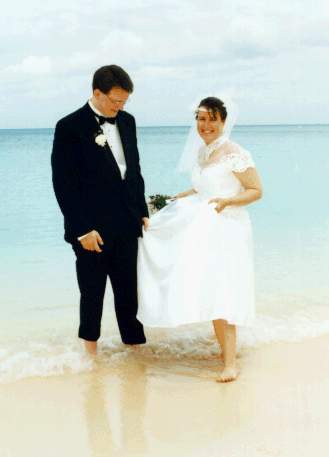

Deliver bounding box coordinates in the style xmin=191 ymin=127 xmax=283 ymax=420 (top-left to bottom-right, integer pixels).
xmin=216 ymin=365 xmax=239 ymax=383
xmin=84 ymin=340 xmax=97 ymax=355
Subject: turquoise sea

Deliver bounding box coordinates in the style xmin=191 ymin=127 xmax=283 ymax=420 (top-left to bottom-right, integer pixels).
xmin=0 ymin=124 xmax=328 ymax=382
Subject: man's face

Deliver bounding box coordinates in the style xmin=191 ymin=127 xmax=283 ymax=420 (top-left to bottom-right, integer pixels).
xmin=93 ymin=86 xmax=130 ymax=117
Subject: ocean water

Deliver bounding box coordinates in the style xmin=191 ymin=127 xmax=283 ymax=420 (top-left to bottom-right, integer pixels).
xmin=0 ymin=124 xmax=328 ymax=383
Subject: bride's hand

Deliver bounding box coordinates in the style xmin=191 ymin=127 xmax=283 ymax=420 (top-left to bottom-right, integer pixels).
xmin=173 ymin=190 xmax=192 ymax=200
xmin=208 ymin=198 xmax=229 ymax=213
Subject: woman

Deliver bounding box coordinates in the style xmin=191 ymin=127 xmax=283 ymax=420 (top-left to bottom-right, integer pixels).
xmin=137 ymin=96 xmax=262 ymax=382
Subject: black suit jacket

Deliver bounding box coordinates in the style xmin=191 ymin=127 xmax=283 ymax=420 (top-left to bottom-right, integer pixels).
xmin=51 ymin=102 xmax=149 ymax=244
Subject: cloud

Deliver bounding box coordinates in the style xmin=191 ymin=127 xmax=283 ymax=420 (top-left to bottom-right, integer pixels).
xmin=3 ymin=56 xmax=52 ymax=75
xmin=301 ymin=19 xmax=329 ymax=47
xmin=226 ymin=14 xmax=280 ymax=58
xmin=0 ymin=0 xmax=328 ymax=127
xmin=136 ymin=65 xmax=192 ymax=79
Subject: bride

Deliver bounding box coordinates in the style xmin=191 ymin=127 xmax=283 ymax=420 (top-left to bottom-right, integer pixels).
xmin=137 ymin=96 xmax=263 ymax=382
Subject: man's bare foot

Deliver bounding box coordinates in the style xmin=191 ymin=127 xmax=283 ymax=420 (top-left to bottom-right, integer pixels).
xmin=84 ymin=340 xmax=97 ymax=355
xmin=126 ymin=344 xmax=142 ymax=352
xmin=216 ymin=366 xmax=239 ymax=383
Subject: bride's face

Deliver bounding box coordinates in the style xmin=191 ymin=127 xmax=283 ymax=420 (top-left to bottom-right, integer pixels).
xmin=196 ymin=109 xmax=225 ymax=145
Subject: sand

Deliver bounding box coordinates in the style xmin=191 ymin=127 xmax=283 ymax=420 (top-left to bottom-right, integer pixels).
xmin=0 ymin=334 xmax=328 ymax=457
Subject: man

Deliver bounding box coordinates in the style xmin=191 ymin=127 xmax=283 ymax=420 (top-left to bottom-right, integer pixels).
xmin=51 ymin=65 xmax=149 ymax=355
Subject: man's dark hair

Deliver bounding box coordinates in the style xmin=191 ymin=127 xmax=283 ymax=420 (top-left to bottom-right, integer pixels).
xmin=196 ymin=97 xmax=227 ymax=122
xmin=92 ymin=65 xmax=134 ymax=93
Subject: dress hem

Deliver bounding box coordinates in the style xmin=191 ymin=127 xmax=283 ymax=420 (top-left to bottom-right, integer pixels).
xmin=137 ymin=313 xmax=255 ymax=328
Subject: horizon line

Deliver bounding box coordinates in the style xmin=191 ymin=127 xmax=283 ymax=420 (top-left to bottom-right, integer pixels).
xmin=0 ymin=122 xmax=329 ymax=130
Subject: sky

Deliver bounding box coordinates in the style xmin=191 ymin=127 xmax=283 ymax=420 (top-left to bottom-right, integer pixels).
xmin=0 ymin=0 xmax=328 ymax=127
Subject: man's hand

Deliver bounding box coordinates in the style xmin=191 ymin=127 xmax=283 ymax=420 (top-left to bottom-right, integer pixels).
xmin=208 ymin=198 xmax=229 ymax=213
xmin=142 ymin=217 xmax=150 ymax=231
xmin=79 ymin=230 xmax=104 ymax=252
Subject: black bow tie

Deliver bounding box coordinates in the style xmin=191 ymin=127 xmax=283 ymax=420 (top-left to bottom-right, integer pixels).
xmin=97 ymin=115 xmax=116 ymax=125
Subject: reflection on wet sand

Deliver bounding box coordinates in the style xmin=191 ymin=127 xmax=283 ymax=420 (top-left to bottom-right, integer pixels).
xmin=80 ymin=337 xmax=329 ymax=457
xmin=82 ymin=345 xmax=255 ymax=456
xmin=1 ymin=336 xmax=327 ymax=457
xmin=83 ymin=359 xmax=147 ymax=457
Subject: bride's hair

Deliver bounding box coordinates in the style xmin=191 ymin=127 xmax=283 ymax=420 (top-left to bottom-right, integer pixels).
xmin=196 ymin=97 xmax=228 ymax=122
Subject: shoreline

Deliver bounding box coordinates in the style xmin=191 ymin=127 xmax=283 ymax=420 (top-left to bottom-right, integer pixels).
xmin=1 ymin=334 xmax=328 ymax=457
xmin=1 ymin=311 xmax=329 ymax=385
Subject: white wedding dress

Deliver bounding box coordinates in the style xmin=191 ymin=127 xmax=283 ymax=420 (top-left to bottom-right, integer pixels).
xmin=137 ymin=140 xmax=256 ymax=327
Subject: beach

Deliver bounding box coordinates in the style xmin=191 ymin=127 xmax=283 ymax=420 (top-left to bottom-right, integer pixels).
xmin=1 ymin=334 xmax=328 ymax=457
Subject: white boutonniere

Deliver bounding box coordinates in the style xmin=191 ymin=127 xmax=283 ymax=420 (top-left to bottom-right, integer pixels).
xmin=95 ymin=133 xmax=107 ymax=147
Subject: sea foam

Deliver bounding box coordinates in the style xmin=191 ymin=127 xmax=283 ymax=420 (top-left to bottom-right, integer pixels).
xmin=1 ymin=307 xmax=328 ymax=384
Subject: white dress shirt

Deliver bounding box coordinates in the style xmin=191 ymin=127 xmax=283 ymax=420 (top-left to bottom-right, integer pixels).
xmin=88 ymin=99 xmax=127 ymax=179
xmin=78 ymin=100 xmax=127 ymax=241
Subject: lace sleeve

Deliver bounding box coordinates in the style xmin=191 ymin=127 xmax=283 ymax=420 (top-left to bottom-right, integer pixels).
xmin=227 ymin=145 xmax=255 ymax=173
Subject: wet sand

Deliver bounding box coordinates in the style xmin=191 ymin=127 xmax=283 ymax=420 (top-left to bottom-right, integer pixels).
xmin=0 ymin=334 xmax=328 ymax=457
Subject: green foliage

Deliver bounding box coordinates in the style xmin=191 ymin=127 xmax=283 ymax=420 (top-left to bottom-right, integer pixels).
xmin=149 ymin=194 xmax=172 ymax=211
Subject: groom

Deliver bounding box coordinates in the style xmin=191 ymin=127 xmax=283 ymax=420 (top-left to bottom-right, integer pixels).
xmin=51 ymin=65 xmax=149 ymax=354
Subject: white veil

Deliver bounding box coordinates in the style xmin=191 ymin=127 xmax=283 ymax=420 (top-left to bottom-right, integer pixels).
xmin=176 ymin=92 xmax=239 ymax=173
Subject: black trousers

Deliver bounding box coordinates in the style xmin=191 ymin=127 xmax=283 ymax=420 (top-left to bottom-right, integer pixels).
xmin=73 ymin=236 xmax=146 ymax=344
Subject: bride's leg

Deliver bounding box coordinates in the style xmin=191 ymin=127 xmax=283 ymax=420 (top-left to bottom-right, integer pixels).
xmin=212 ymin=319 xmax=226 ymax=361
xmin=214 ymin=321 xmax=238 ymax=382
